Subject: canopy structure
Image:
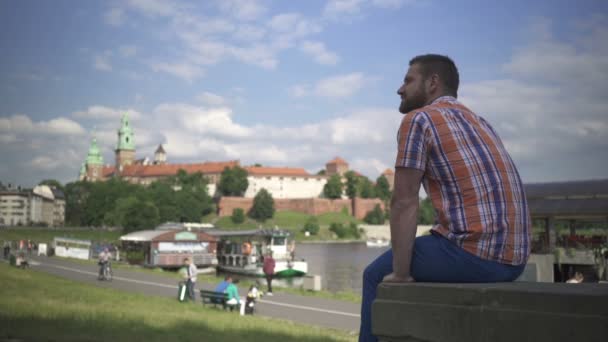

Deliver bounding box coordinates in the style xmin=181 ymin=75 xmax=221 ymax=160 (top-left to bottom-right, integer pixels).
xmin=524 ymin=179 xmax=608 ymax=252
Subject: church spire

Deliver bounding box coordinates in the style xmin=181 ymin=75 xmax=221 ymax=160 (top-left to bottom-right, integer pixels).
xmin=116 ymin=112 xmax=135 ymax=151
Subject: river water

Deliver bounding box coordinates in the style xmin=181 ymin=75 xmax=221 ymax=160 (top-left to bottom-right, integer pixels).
xmin=295 ymin=242 xmax=390 ymax=293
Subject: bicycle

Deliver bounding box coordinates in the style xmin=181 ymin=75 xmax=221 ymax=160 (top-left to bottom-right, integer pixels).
xmin=98 ymin=261 xmax=113 ymax=281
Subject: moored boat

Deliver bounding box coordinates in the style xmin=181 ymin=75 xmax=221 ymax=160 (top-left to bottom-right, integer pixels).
xmin=209 ymin=228 xmax=307 ymax=278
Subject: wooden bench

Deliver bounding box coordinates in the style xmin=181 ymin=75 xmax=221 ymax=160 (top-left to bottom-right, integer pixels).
xmin=200 ymin=290 xmax=237 ymax=311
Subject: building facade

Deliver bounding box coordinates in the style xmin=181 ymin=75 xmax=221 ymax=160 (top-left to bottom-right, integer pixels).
xmin=0 ymin=185 xmax=65 ymax=226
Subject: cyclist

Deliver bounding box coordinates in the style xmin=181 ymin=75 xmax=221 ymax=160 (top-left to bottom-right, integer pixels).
xmin=98 ymin=247 xmax=111 ymax=280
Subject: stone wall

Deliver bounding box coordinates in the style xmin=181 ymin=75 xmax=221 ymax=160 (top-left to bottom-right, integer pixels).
xmin=372 ymin=282 xmax=608 ymax=342
xmin=218 ymin=196 xmax=384 ymax=219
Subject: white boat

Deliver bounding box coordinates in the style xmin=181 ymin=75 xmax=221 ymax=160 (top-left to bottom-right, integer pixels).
xmin=209 ymin=228 xmax=307 ymax=278
xmin=366 ymin=237 xmax=390 ymax=247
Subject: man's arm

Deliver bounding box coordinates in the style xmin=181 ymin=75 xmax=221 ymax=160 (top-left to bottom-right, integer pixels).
xmin=385 ymin=167 xmax=423 ymax=282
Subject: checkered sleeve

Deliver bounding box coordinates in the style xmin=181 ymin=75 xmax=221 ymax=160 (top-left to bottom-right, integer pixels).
xmin=395 ymin=111 xmax=430 ymax=171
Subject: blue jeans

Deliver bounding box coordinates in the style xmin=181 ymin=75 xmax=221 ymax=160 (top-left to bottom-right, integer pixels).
xmin=359 ymin=233 xmax=525 ymax=342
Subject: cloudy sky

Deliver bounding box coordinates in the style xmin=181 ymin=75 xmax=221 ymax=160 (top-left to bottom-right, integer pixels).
xmin=1 ymin=0 xmax=607 ymax=188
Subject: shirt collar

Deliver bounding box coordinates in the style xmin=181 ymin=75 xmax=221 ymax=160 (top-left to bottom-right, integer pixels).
xmin=430 ymin=95 xmax=458 ymax=105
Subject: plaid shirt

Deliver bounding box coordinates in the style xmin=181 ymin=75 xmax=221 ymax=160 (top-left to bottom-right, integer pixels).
xmin=396 ymin=96 xmax=531 ymax=265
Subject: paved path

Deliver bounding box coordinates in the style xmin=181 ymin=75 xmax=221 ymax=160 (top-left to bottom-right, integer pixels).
xmin=24 ymin=255 xmax=361 ymax=333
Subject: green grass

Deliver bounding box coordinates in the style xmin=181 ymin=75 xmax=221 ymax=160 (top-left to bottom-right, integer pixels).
xmin=0 ymin=228 xmax=122 ymax=245
xmin=0 ymin=263 xmax=356 ymax=342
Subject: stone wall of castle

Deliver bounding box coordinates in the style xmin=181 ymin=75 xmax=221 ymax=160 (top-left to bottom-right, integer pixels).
xmin=218 ymin=196 xmax=385 ymax=220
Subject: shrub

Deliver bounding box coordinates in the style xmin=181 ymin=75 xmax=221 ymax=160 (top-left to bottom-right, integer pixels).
xmin=364 ymin=204 xmax=385 ymax=224
xmin=231 ymin=208 xmax=245 ymax=224
xmin=302 ymin=216 xmax=320 ymax=235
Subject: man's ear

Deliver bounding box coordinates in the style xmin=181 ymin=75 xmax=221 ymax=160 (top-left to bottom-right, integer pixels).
xmin=427 ymin=74 xmax=439 ymax=93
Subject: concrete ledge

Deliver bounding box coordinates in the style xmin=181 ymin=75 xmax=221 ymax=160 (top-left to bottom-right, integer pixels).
xmin=372 ymin=282 xmax=608 ymax=342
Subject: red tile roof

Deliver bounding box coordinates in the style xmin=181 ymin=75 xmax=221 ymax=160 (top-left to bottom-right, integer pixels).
xmin=102 ymin=166 xmax=116 ymax=177
xmin=326 ymin=157 xmax=348 ymax=165
xmin=245 ymin=166 xmax=311 ymax=177
xmin=120 ymin=161 xmax=239 ymax=177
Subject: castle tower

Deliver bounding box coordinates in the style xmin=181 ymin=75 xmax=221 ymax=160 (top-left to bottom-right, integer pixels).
xmin=115 ymin=113 xmax=135 ymax=171
xmin=325 ymin=157 xmax=349 ymax=177
xmin=85 ymin=136 xmax=104 ymax=181
xmin=381 ymin=168 xmax=395 ymax=191
xmin=154 ymin=144 xmax=166 ymax=165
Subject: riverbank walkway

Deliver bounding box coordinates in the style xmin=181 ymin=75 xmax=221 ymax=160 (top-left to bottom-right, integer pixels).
xmin=21 ymin=255 xmax=361 ymax=333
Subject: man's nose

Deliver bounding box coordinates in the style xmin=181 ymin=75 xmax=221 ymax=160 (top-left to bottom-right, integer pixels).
xmin=397 ymin=85 xmax=404 ymax=95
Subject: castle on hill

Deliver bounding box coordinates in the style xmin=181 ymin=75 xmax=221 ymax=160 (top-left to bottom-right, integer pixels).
xmin=79 ymin=113 xmax=394 ymax=199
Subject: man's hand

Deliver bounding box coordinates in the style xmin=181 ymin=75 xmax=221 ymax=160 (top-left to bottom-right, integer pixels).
xmin=382 ymin=272 xmax=415 ymax=283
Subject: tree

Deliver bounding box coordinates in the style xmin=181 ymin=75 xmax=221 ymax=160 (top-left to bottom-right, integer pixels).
xmin=329 ymin=222 xmax=360 ymax=239
xmin=417 ymin=197 xmax=435 ymax=225
xmin=364 ymin=204 xmax=385 ymax=224
xmin=323 ymin=174 xmax=343 ymax=199
xmin=374 ymin=176 xmax=391 ymax=201
xmin=122 ymin=200 xmax=160 ymax=233
xmin=218 ymin=166 xmax=249 ymax=196
xmin=249 ymin=188 xmax=275 ymax=222
xmin=344 ymin=171 xmax=358 ymax=199
xmin=302 ymin=216 xmax=320 ymax=235
xmin=316 ymin=169 xmax=326 ymax=176
xmin=358 ymin=177 xmax=376 ymax=199
xmin=231 ymin=208 xmax=245 ymax=224
xmin=64 ymin=181 xmax=93 ymax=226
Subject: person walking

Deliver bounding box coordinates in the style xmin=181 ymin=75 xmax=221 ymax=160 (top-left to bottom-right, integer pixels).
xmin=359 ymin=54 xmax=531 ymax=342
xmin=183 ymin=258 xmax=198 ymax=302
xmin=263 ymin=252 xmax=276 ymax=296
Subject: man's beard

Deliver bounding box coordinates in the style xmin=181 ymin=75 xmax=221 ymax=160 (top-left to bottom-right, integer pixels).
xmin=399 ymin=85 xmax=427 ymax=114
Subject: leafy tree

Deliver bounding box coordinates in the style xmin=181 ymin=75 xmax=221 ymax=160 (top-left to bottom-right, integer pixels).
xmin=358 ymin=177 xmax=376 ymax=199
xmin=122 ymin=200 xmax=160 ymax=233
xmin=323 ymin=174 xmax=343 ymax=199
xmin=231 ymin=208 xmax=245 ymax=224
xmin=316 ymin=169 xmax=326 ymax=176
xmin=254 ymin=163 xmax=262 ymax=167
xmin=364 ymin=204 xmax=386 ymax=224
xmin=218 ymin=166 xmax=249 ymax=196
xmin=374 ymin=175 xmax=392 ymax=201
xmin=302 ymin=216 xmax=320 ymax=235
xmin=64 ymin=181 xmax=93 ymax=226
xmin=417 ymin=197 xmax=436 ymax=225
xmin=329 ymin=222 xmax=361 ymax=239
xmin=249 ymin=188 xmax=275 ymax=222
xmin=344 ymin=171 xmax=358 ymax=199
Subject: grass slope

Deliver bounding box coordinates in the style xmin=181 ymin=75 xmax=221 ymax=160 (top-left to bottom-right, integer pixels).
xmin=0 ymin=263 xmax=355 ymax=342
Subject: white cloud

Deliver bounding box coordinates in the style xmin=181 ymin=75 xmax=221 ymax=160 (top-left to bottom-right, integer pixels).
xmin=150 ymin=61 xmax=205 ymax=82
xmin=300 ymin=40 xmax=340 ymax=65
xmin=94 ymin=54 xmax=112 ymax=71
xmin=323 ymin=0 xmax=365 ymax=17
xmin=29 ymin=156 xmax=63 ymax=171
xmin=459 ymin=17 xmax=608 ymax=181
xmin=217 ymin=0 xmax=267 ymax=21
xmin=104 ymin=8 xmax=125 ymax=27
xmin=126 ymin=0 xmax=178 ymax=17
xmin=288 ymin=73 xmax=368 ymax=98
xmin=196 ymin=92 xmax=226 ymax=106
xmin=119 ymin=45 xmax=137 ymax=57
xmin=315 ymin=73 xmax=367 ymax=98
xmin=0 ymin=115 xmax=85 ymax=136
xmin=233 ymin=25 xmax=266 ymax=41
xmin=288 ymin=84 xmax=310 ymax=98
xmin=371 ymin=0 xmax=406 ymax=9
xmin=73 ymin=106 xmax=142 ymax=120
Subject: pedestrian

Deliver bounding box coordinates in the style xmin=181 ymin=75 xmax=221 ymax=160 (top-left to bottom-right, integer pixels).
xmin=566 ymin=271 xmax=584 ymax=283
xmin=263 ymin=252 xmax=276 ymax=295
xmin=359 ymin=54 xmax=531 ymax=342
xmin=183 ymin=257 xmax=198 ymax=301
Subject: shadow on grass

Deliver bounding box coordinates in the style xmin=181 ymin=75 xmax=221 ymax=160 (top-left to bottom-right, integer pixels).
xmin=0 ymin=314 xmax=353 ymax=342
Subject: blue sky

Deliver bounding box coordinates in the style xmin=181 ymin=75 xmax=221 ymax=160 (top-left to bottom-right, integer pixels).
xmin=1 ymin=0 xmax=607 ymax=187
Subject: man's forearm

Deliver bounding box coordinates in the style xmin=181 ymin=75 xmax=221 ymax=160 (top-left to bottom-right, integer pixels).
xmin=390 ymin=196 xmax=419 ymax=278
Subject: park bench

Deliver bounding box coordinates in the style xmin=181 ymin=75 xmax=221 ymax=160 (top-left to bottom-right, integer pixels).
xmin=200 ymin=290 xmax=238 ymax=311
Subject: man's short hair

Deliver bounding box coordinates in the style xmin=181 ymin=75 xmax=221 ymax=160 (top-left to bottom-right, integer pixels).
xmin=409 ymin=54 xmax=459 ymax=97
